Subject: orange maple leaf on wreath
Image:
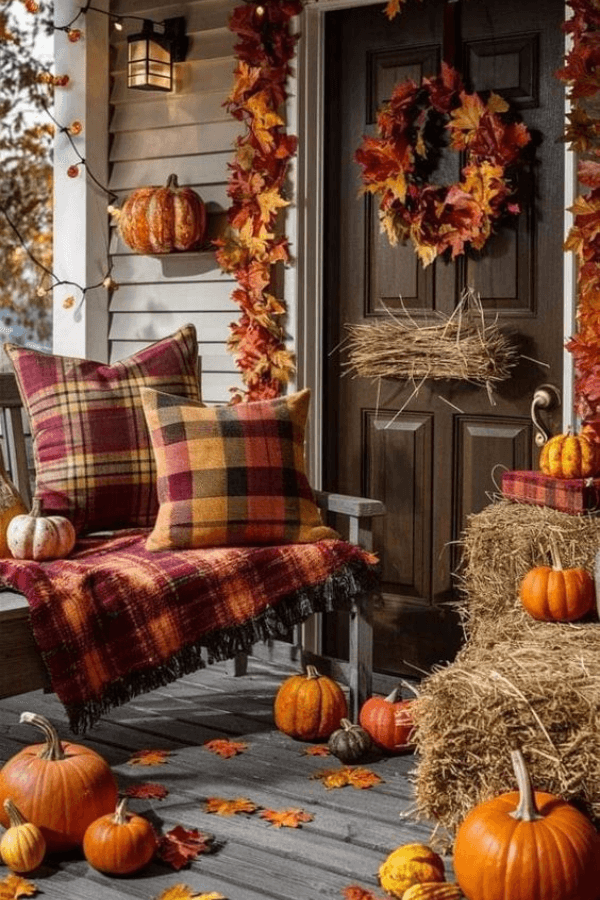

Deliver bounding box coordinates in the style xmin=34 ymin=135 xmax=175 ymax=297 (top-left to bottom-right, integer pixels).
xmin=154 ymin=885 xmax=226 ymax=900
xmin=245 ymin=92 xmax=285 ymax=153
xmin=259 ymin=808 xmax=314 ymax=828
xmin=124 ymin=782 xmax=169 ymax=800
xmin=204 ymin=797 xmax=260 ymax=816
xmin=127 ymin=749 xmax=171 ymax=766
xmin=156 ymin=825 xmax=215 ymax=870
xmin=204 ymin=738 xmax=248 ymax=758
xmin=0 ymin=875 xmax=38 ymax=900
xmin=227 ymin=60 xmax=262 ymax=105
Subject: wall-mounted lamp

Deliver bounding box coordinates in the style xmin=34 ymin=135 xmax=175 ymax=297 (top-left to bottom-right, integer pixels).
xmin=127 ymin=17 xmax=188 ymax=92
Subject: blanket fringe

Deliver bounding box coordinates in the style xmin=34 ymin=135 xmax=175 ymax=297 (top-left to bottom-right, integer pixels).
xmin=64 ymin=560 xmax=378 ymax=734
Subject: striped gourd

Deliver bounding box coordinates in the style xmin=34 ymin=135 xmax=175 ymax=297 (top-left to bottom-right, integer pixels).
xmin=402 ymin=883 xmax=464 ymax=900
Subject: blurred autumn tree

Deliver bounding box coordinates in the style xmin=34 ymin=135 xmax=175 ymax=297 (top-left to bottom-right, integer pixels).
xmin=0 ymin=0 xmax=54 ymax=347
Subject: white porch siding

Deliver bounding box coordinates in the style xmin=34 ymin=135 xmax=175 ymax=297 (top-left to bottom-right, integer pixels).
xmin=108 ymin=0 xmax=243 ymax=403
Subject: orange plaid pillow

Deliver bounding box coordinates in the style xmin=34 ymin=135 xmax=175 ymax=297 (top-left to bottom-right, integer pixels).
xmin=140 ymin=387 xmax=338 ymax=550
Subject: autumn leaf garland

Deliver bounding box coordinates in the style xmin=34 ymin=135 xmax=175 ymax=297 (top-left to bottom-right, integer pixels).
xmin=216 ymin=0 xmax=302 ymax=401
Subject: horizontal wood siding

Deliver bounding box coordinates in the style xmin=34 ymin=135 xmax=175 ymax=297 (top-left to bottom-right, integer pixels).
xmin=109 ymin=0 xmax=243 ymax=404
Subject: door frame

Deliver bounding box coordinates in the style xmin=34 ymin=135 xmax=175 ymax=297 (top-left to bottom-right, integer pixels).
xmin=294 ymin=0 xmax=577 ymax=485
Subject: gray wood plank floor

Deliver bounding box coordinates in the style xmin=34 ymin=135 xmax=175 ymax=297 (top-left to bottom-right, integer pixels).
xmin=0 ymin=659 xmax=450 ymax=900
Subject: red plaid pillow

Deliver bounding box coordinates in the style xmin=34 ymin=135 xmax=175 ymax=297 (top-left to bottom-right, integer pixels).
xmin=5 ymin=325 xmax=200 ymax=533
xmin=140 ymin=387 xmax=338 ymax=549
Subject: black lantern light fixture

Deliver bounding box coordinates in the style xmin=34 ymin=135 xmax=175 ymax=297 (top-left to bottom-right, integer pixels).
xmin=127 ymin=17 xmax=188 ymax=92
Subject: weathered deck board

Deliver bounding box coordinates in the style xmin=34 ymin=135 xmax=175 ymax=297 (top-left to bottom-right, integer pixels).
xmin=0 ymin=660 xmax=450 ymax=900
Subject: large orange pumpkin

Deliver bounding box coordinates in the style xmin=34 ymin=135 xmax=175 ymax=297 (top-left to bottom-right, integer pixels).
xmin=118 ymin=173 xmax=206 ymax=254
xmin=359 ymin=688 xmax=415 ymax=753
xmin=519 ymin=537 xmax=594 ymax=622
xmin=0 ymin=712 xmax=118 ymax=852
xmin=273 ymin=666 xmax=348 ymax=741
xmin=539 ymin=428 xmax=600 ymax=478
xmin=453 ymin=748 xmax=600 ymax=900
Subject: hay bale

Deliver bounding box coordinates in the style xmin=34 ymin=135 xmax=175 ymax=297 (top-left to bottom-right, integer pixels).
xmin=459 ymin=499 xmax=600 ymax=645
xmin=412 ymin=635 xmax=600 ymax=842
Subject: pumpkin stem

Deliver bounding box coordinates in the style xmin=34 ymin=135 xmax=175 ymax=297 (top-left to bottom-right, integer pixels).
xmin=509 ymin=748 xmax=543 ymax=822
xmin=112 ymin=797 xmax=130 ymax=825
xmin=30 ymin=499 xmax=43 ymax=518
xmin=548 ymin=533 xmax=563 ymax=571
xmin=340 ymin=718 xmax=353 ymax=730
xmin=305 ymin=665 xmax=320 ymax=680
xmin=19 ymin=712 xmax=66 ymax=761
xmin=166 ymin=173 xmax=179 ymax=189
xmin=3 ymin=798 xmax=28 ymax=827
xmin=385 ymin=688 xmax=401 ymax=703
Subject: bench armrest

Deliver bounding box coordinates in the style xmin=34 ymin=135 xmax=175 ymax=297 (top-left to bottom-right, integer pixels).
xmin=314 ymin=490 xmax=384 ymax=552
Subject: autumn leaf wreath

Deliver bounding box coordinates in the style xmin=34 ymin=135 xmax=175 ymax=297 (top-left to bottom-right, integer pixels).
xmin=355 ymin=62 xmax=532 ymax=268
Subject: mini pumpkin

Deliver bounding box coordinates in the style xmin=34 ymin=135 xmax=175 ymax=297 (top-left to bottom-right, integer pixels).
xmin=273 ymin=665 xmax=348 ymax=741
xmin=453 ymin=748 xmax=600 ymax=900
xmin=118 ymin=173 xmax=207 ymax=254
xmin=519 ymin=536 xmax=594 ymax=622
xmin=0 ymin=799 xmax=46 ymax=874
xmin=539 ymin=428 xmax=600 ymax=478
xmin=0 ymin=459 xmax=27 ymax=558
xmin=83 ymin=797 xmax=157 ymax=875
xmin=0 ymin=712 xmax=118 ymax=852
xmin=6 ymin=499 xmax=76 ymax=560
xmin=359 ymin=688 xmax=415 ymax=753
xmin=378 ymin=843 xmax=446 ymax=899
xmin=328 ymin=719 xmax=371 ymax=763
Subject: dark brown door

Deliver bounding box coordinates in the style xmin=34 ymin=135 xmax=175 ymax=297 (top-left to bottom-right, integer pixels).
xmin=323 ymin=0 xmax=566 ymax=675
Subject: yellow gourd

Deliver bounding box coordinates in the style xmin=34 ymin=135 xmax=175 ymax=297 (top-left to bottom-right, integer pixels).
xmin=0 ymin=459 xmax=27 ymax=557
xmin=402 ymin=883 xmax=463 ymax=900
xmin=0 ymin=799 xmax=46 ymax=873
xmin=378 ymin=843 xmax=446 ymax=899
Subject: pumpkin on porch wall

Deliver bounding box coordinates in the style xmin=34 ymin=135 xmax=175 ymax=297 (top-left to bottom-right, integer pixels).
xmin=118 ymin=174 xmax=207 ymax=254
xmin=273 ymin=666 xmax=348 ymax=741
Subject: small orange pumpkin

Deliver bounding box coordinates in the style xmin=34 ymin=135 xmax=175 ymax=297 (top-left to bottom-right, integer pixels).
xmin=519 ymin=536 xmax=595 ymax=622
xmin=0 ymin=799 xmax=46 ymax=873
xmin=0 ymin=712 xmax=118 ymax=852
xmin=453 ymin=748 xmax=600 ymax=900
xmin=118 ymin=173 xmax=206 ymax=254
xmin=539 ymin=428 xmax=600 ymax=478
xmin=273 ymin=665 xmax=348 ymax=741
xmin=359 ymin=688 xmax=415 ymax=753
xmin=83 ymin=797 xmax=157 ymax=875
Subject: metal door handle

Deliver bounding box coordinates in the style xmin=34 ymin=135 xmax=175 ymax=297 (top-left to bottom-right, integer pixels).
xmin=531 ymin=383 xmax=561 ymax=447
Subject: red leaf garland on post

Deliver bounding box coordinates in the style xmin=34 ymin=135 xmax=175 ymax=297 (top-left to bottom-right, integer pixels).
xmin=216 ymin=0 xmax=302 ymax=401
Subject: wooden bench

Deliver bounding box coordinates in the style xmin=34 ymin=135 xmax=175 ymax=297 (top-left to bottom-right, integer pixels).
xmin=0 ymin=371 xmax=385 ymax=718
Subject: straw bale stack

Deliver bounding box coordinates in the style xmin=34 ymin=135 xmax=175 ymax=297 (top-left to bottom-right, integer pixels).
xmin=411 ymin=500 xmax=600 ymax=844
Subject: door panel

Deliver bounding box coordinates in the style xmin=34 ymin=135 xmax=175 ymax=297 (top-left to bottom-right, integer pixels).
xmin=323 ymin=0 xmax=565 ymax=675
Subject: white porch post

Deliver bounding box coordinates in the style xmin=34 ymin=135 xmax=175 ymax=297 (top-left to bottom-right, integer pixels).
xmin=53 ymin=0 xmax=109 ymax=362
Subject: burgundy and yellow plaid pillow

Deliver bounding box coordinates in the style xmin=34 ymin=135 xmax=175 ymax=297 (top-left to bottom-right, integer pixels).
xmin=5 ymin=325 xmax=201 ymax=534
xmin=140 ymin=386 xmax=338 ymax=550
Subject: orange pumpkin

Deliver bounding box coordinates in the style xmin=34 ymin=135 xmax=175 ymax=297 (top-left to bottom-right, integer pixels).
xmin=118 ymin=173 xmax=206 ymax=254
xmin=539 ymin=428 xmax=600 ymax=478
xmin=453 ymin=748 xmax=600 ymax=900
xmin=0 ymin=459 xmax=27 ymax=558
xmin=519 ymin=537 xmax=594 ymax=622
xmin=273 ymin=665 xmax=348 ymax=741
xmin=0 ymin=712 xmax=118 ymax=852
xmin=359 ymin=688 xmax=415 ymax=753
xmin=83 ymin=797 xmax=157 ymax=875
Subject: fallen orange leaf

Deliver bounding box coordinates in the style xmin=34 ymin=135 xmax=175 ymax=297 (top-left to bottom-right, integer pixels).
xmin=204 ymin=797 xmax=259 ymax=816
xmin=127 ymin=749 xmax=171 ymax=766
xmin=259 ymin=808 xmax=314 ymax=828
xmin=311 ymin=766 xmax=383 ymax=790
xmin=0 ymin=875 xmax=38 ymax=900
xmin=204 ymin=738 xmax=248 ymax=758
xmin=154 ymin=886 xmax=226 ymax=900
xmin=346 ymin=767 xmax=383 ymax=789
xmin=302 ymin=744 xmax=330 ymax=757
xmin=342 ymin=886 xmax=386 ymax=900
xmin=156 ymin=825 xmax=215 ymax=870
xmin=125 ymin=782 xmax=169 ymax=800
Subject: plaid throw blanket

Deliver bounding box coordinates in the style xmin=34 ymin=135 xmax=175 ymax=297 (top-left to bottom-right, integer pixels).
xmin=0 ymin=532 xmax=378 ymax=733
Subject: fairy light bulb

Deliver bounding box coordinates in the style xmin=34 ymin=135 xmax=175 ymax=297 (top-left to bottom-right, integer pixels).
xmin=62 ymin=295 xmax=75 ymax=309
xmin=67 ymin=165 xmax=79 ymax=178
xmin=69 ymin=121 xmax=83 ymax=136
xmin=68 ymin=29 xmax=82 ymax=43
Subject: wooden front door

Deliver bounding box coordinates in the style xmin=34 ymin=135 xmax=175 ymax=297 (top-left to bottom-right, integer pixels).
xmin=322 ymin=0 xmax=566 ymax=676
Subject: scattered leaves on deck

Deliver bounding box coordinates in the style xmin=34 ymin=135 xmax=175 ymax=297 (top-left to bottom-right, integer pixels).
xmin=124 ymin=782 xmax=169 ymax=799
xmin=127 ymin=748 xmax=171 ymax=766
xmin=157 ymin=825 xmax=215 ymax=870
xmin=259 ymin=807 xmax=314 ymax=828
xmin=311 ymin=766 xmax=383 ymax=790
xmin=0 ymin=875 xmax=38 ymax=900
xmin=204 ymin=796 xmax=260 ymax=816
xmin=204 ymin=738 xmax=248 ymax=758
xmin=342 ymin=886 xmax=386 ymax=900
xmin=302 ymin=744 xmax=330 ymax=756
xmin=154 ymin=885 xmax=226 ymax=900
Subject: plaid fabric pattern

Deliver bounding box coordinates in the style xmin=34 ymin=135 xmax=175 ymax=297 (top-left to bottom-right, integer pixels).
xmin=502 ymin=469 xmax=600 ymax=515
xmin=0 ymin=533 xmax=378 ymax=732
xmin=4 ymin=325 xmax=200 ymax=534
xmin=140 ymin=387 xmax=339 ymax=549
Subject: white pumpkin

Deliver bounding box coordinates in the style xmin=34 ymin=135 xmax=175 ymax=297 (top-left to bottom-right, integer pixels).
xmin=7 ymin=500 xmax=76 ymax=561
